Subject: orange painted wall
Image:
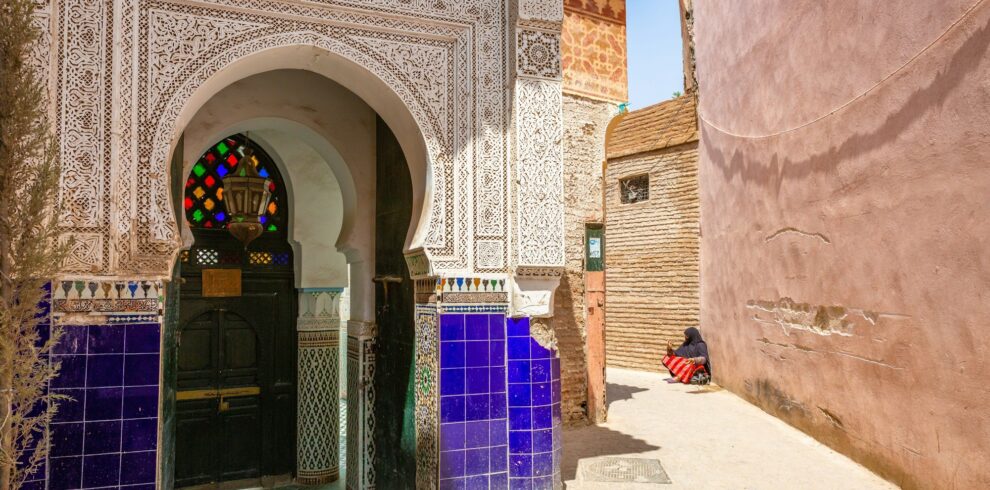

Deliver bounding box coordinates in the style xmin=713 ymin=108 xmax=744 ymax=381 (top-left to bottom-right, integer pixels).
xmin=562 ymin=0 xmax=628 ymax=103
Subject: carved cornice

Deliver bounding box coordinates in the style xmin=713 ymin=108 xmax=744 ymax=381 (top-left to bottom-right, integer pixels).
xmin=347 ymin=320 xmax=377 ymax=339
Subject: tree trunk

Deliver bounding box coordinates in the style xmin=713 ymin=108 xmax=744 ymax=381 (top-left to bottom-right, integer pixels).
xmin=0 ymin=240 xmax=14 ymax=490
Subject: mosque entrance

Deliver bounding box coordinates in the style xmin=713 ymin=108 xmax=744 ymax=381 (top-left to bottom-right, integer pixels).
xmin=159 ymin=62 xmax=428 ymax=488
xmin=174 ymin=135 xmax=297 ymax=488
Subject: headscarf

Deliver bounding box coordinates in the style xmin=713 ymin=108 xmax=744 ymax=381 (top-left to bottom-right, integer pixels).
xmin=674 ymin=327 xmax=711 ymax=375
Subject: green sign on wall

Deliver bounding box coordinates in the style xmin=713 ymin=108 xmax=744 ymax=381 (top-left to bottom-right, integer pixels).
xmin=586 ymin=224 xmax=604 ymax=271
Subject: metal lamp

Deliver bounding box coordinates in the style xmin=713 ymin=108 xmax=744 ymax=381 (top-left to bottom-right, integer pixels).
xmin=221 ymin=141 xmax=271 ymax=248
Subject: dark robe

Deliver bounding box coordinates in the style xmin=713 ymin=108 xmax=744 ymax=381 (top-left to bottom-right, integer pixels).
xmin=674 ymin=327 xmax=711 ymax=376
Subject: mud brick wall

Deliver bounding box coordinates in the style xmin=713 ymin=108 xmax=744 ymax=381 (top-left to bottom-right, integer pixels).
xmin=604 ymin=143 xmax=700 ymax=371
xmin=556 ymin=94 xmax=617 ymax=425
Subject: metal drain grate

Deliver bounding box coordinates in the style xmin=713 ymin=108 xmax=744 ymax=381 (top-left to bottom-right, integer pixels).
xmin=579 ymin=457 xmax=672 ymax=484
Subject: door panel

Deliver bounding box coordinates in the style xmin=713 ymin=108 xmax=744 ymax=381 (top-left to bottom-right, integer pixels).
xmin=221 ymin=406 xmax=262 ymax=480
xmin=175 ymin=295 xmax=279 ymax=488
xmin=175 ymin=401 xmax=216 ymax=484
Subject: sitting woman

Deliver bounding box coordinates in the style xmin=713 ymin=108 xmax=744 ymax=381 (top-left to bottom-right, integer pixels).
xmin=663 ymin=327 xmax=712 ymax=384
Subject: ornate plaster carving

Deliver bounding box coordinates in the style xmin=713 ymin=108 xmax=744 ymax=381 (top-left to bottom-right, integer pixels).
xmin=53 ymin=0 xmax=538 ymax=278
xmin=517 ymin=28 xmax=562 ymax=80
xmin=514 ymin=78 xmax=565 ymax=267
xmin=519 ymin=0 xmax=565 ymax=23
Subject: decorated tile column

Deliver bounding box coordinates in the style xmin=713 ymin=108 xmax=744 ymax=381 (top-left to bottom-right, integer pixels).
xmin=509 ymin=2 xmax=566 ymax=484
xmin=506 ymin=317 xmax=563 ymax=490
xmin=297 ymin=289 xmax=343 ymax=485
xmin=47 ymin=280 xmax=164 ymax=490
xmin=414 ymin=299 xmax=439 ymax=489
xmin=426 ymin=277 xmax=512 ymax=489
xmin=346 ymin=320 xmax=377 ymax=490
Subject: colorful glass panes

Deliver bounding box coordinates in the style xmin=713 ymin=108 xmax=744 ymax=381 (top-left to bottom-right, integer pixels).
xmin=184 ymin=134 xmax=285 ymax=233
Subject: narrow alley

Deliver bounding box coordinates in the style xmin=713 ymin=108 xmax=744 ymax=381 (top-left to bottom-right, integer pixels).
xmin=563 ymin=368 xmax=895 ymax=489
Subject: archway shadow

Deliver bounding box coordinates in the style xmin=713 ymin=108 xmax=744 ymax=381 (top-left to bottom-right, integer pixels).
xmin=561 ymin=425 xmax=661 ymax=482
xmin=606 ymin=382 xmax=649 ymax=405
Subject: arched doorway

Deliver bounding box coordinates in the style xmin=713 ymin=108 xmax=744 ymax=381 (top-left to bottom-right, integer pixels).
xmin=174 ymin=134 xmax=297 ymax=488
xmin=162 ymin=67 xmax=422 ymax=487
xmin=150 ymin=27 xmax=448 ymax=488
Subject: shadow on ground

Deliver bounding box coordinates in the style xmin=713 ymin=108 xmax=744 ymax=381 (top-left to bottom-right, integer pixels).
xmin=561 ymin=424 xmax=660 ymax=482
xmin=606 ymin=382 xmax=648 ymax=405
xmin=687 ymin=385 xmax=723 ymax=395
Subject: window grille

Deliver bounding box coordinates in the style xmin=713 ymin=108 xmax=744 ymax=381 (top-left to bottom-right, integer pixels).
xmin=195 ymin=248 xmax=219 ymax=265
xmin=249 ymin=251 xmax=273 ymax=265
xmin=619 ymin=174 xmax=649 ymax=203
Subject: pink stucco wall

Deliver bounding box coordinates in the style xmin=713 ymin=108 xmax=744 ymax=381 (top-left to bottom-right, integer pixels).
xmin=694 ymin=1 xmax=990 ymax=488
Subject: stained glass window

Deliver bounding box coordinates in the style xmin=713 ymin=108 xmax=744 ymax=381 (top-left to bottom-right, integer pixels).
xmin=184 ymin=134 xmax=286 ymax=234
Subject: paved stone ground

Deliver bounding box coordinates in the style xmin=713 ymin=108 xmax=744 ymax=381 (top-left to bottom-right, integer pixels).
xmin=563 ymin=368 xmax=898 ymax=489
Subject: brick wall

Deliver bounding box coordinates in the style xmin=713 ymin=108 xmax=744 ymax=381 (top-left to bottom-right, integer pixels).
xmin=604 ymin=143 xmax=700 ymax=371
xmin=556 ymin=94 xmax=617 ymax=425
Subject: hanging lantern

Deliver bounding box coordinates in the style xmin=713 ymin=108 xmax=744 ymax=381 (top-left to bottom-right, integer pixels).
xmin=221 ymin=143 xmax=271 ymax=248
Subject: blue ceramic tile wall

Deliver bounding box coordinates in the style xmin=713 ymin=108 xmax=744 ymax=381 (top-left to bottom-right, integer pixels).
xmin=22 ymin=284 xmax=51 ymax=489
xmin=506 ymin=318 xmax=562 ymax=490
xmin=48 ymin=323 xmax=161 ymax=490
xmin=438 ymin=313 xmax=509 ymax=489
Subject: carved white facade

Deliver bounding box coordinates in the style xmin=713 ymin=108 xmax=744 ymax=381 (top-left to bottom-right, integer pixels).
xmin=41 ymin=0 xmax=566 ymax=488
xmin=46 ymin=0 xmax=564 ymax=282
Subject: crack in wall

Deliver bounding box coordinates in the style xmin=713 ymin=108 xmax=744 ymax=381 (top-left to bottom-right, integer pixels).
xmin=748 ymin=298 xmax=862 ymax=336
xmin=833 ymin=350 xmax=904 ymax=370
xmin=754 ymin=336 xmax=903 ymax=370
xmin=818 ymin=406 xmax=845 ymax=429
xmin=755 ymin=336 xmax=823 ymax=354
xmin=764 ymin=227 xmax=832 ymax=244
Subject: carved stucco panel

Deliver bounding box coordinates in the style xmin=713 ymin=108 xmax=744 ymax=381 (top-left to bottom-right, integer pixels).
xmin=518 ymin=0 xmax=565 ymax=23
xmin=58 ymin=0 xmax=111 ymax=272
xmin=146 ymin=10 xmax=267 ymax=111
xmin=515 ymin=78 xmax=565 ymax=267
xmin=53 ymin=0 xmax=565 ymax=279
xmin=129 ymin=1 xmax=487 ymax=275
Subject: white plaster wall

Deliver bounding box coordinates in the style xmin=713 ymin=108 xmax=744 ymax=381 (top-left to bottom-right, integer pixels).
xmin=181 ymin=69 xmax=377 ymax=320
xmin=255 ymin=128 xmax=347 ymax=288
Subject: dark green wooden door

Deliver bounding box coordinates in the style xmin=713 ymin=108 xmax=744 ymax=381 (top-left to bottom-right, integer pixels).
xmin=175 ymin=296 xmax=275 ymax=487
xmin=174 ymin=133 xmax=297 ymax=488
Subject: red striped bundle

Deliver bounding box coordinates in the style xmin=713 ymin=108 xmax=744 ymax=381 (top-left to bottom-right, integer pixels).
xmin=663 ymin=355 xmax=705 ymax=384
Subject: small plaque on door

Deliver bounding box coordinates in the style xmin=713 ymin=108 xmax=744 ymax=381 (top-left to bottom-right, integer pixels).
xmin=202 ymin=268 xmax=241 ymax=297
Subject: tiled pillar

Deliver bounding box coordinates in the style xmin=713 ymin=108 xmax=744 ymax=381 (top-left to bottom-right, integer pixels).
xmin=47 ymin=280 xmax=164 ymax=490
xmin=297 ymin=289 xmax=343 ymax=484
xmin=414 ymin=303 xmax=439 ymax=489
xmin=506 ymin=317 xmax=563 ymax=490
xmin=437 ymin=308 xmax=510 ymax=489
xmin=346 ymin=320 xmax=377 ymax=490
